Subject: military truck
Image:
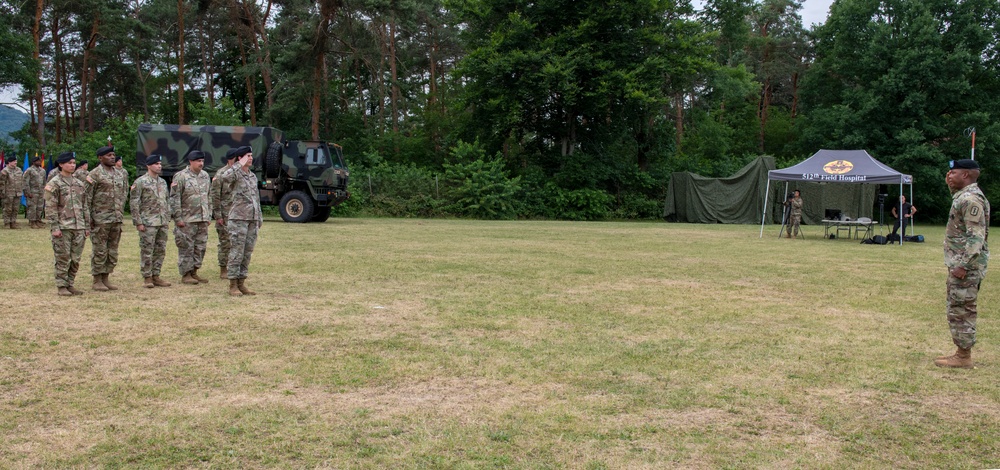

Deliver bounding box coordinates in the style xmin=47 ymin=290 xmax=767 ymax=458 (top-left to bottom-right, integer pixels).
xmin=135 ymin=124 xmax=350 ymax=222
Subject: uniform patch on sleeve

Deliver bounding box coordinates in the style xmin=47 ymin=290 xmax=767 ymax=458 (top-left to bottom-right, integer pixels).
xmin=972 ymin=206 xmax=980 ymax=217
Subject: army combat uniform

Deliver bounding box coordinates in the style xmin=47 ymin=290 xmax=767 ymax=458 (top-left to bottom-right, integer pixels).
xmin=944 ymin=182 xmax=990 ymax=351
xmin=86 ymin=163 xmax=129 ymax=290
xmin=23 ymin=163 xmax=46 ymax=228
xmin=226 ymin=166 xmax=262 ymax=295
xmin=211 ymin=163 xmax=236 ymax=277
xmin=45 ymin=170 xmax=90 ymax=294
xmin=131 ymin=171 xmax=171 ymax=286
xmin=785 ymin=195 xmax=803 ymax=238
xmin=0 ymin=162 xmax=24 ymax=228
xmin=170 ymin=165 xmax=213 ymax=281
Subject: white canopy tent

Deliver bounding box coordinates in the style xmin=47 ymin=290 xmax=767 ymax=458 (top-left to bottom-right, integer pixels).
xmin=759 ymin=150 xmax=913 ymax=242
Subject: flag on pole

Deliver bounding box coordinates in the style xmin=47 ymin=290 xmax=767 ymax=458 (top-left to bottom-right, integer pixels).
xmin=0 ymin=149 xmax=5 ymax=167
xmin=21 ymin=152 xmax=31 ymax=207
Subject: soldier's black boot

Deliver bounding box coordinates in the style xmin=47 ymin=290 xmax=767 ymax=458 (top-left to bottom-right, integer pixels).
xmin=92 ymin=275 xmax=110 ymax=291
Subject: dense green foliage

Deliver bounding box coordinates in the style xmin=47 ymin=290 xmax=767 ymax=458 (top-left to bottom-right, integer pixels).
xmin=3 ymin=0 xmax=999 ymax=221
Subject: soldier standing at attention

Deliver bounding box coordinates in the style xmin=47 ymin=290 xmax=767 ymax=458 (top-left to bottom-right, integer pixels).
xmin=74 ymin=160 xmax=90 ymax=182
xmin=23 ymin=156 xmax=47 ymax=228
xmin=0 ymin=157 xmax=23 ymax=228
xmin=45 ymin=152 xmax=90 ymax=296
xmin=170 ymin=150 xmax=213 ymax=285
xmin=783 ymin=190 xmax=803 ymax=239
xmin=936 ymin=159 xmax=990 ymax=368
xmin=131 ymin=155 xmax=172 ymax=288
xmin=85 ymin=146 xmax=129 ymax=291
xmin=212 ymin=149 xmax=239 ymax=279
xmin=226 ymin=146 xmax=262 ymax=296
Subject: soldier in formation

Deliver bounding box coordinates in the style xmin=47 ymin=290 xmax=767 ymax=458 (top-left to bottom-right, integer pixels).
xmin=85 ymin=146 xmax=129 ymax=291
xmin=223 ymin=146 xmax=262 ymax=296
xmin=170 ymin=150 xmax=213 ymax=285
xmin=45 ymin=152 xmax=90 ymax=296
xmin=936 ymin=159 xmax=990 ymax=368
xmin=131 ymin=154 xmax=172 ymax=288
xmin=74 ymin=160 xmax=90 ymax=182
xmin=0 ymin=156 xmax=23 ymax=228
xmin=212 ymin=149 xmax=238 ymax=279
xmin=23 ymin=156 xmax=46 ymax=228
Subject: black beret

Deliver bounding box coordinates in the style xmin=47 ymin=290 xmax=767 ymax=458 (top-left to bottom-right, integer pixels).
xmin=31 ymin=156 xmax=40 ymax=164
xmin=234 ymin=146 xmax=252 ymax=157
xmin=56 ymin=152 xmax=75 ymax=164
xmin=5 ymin=157 xmax=15 ymax=164
xmin=186 ymin=150 xmax=206 ymax=161
xmin=77 ymin=160 xmax=89 ymax=167
xmin=146 ymin=154 xmax=162 ymax=165
xmin=97 ymin=145 xmax=114 ymax=156
xmin=950 ymin=159 xmax=980 ymax=170
xmin=115 ymin=155 xmax=122 ymax=162
xmin=225 ymin=148 xmax=239 ymax=160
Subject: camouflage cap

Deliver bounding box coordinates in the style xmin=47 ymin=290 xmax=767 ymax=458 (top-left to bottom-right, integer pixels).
xmin=950 ymin=159 xmax=980 ymax=170
xmin=97 ymin=145 xmax=114 ymax=156
xmin=186 ymin=150 xmax=206 ymax=161
xmin=56 ymin=152 xmax=75 ymax=164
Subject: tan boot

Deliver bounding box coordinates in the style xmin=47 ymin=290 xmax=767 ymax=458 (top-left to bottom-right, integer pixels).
xmin=152 ymin=276 xmax=172 ymax=287
xmin=58 ymin=287 xmax=73 ymax=296
xmin=229 ymin=279 xmax=243 ymax=296
xmin=67 ymin=285 xmax=84 ymax=295
xmin=93 ymin=275 xmax=110 ymax=291
xmin=102 ymin=273 xmax=119 ymax=291
xmin=182 ymin=272 xmax=200 ymax=285
xmin=143 ymin=277 xmax=155 ymax=288
xmin=191 ymin=269 xmax=209 ymax=284
xmin=219 ymin=266 xmax=228 ymax=279
xmin=935 ymin=347 xmax=974 ymax=369
xmin=237 ymin=278 xmax=256 ymax=296
xmin=10 ymin=222 xmax=18 ymax=229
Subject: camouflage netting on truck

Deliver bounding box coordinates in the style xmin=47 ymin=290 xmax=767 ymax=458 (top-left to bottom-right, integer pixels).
xmin=135 ymin=124 xmax=284 ymax=180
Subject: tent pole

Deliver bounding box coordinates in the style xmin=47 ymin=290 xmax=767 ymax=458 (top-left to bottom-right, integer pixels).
xmin=778 ymin=182 xmax=789 ymax=237
xmin=760 ymin=178 xmax=772 ymax=238
xmin=899 ymin=181 xmax=904 ymax=246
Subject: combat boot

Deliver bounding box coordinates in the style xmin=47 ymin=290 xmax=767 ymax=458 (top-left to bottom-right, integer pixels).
xmin=237 ymin=278 xmax=257 ymax=296
xmin=143 ymin=277 xmax=155 ymax=288
xmin=66 ymin=285 xmax=83 ymax=295
xmin=58 ymin=287 xmax=73 ymax=296
xmin=10 ymin=221 xmax=18 ymax=229
xmin=182 ymin=272 xmax=199 ymax=285
xmin=219 ymin=266 xmax=228 ymax=279
xmin=191 ymin=269 xmax=209 ymax=284
xmin=92 ymin=275 xmax=110 ymax=291
xmin=102 ymin=273 xmax=119 ymax=291
xmin=152 ymin=276 xmax=172 ymax=287
xmin=229 ymin=279 xmax=243 ymax=296
xmin=935 ymin=347 xmax=974 ymax=369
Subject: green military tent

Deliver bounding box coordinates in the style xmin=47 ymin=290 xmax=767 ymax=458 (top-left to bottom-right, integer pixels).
xmin=663 ymin=155 xmax=879 ymax=226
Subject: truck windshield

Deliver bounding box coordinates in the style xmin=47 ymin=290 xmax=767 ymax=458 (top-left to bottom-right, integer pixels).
xmin=306 ymin=148 xmax=327 ymax=166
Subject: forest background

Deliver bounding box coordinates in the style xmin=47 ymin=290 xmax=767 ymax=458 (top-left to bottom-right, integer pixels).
xmin=1 ymin=0 xmax=999 ymax=222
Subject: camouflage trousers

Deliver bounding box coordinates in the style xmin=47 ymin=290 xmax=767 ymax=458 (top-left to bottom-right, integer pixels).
xmin=52 ymin=229 xmax=86 ymax=287
xmin=216 ymin=221 xmax=231 ymax=267
xmin=226 ymin=220 xmax=258 ymax=280
xmin=138 ymin=225 xmax=169 ymax=278
xmin=1 ymin=195 xmax=19 ymax=224
xmin=946 ymin=270 xmax=985 ymax=350
xmin=786 ymin=215 xmax=801 ymax=237
xmin=25 ymin=193 xmax=44 ymax=222
xmin=91 ymin=222 xmax=123 ymax=275
xmin=174 ymin=221 xmax=209 ymax=275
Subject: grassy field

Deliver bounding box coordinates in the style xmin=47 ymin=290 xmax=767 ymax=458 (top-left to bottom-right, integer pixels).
xmin=1 ymin=218 xmax=998 ymax=468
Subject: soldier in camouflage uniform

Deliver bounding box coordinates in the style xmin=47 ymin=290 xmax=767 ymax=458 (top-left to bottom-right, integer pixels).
xmin=85 ymin=146 xmax=129 ymax=291
xmin=783 ymin=190 xmax=803 ymax=238
xmin=170 ymin=150 xmax=213 ymax=285
xmin=0 ymin=157 xmax=23 ymax=228
xmin=225 ymin=146 xmax=262 ymax=296
xmin=131 ymin=155 xmax=172 ymax=288
xmin=23 ymin=156 xmax=47 ymax=228
xmin=211 ymin=149 xmax=239 ymax=279
xmin=74 ymin=160 xmax=90 ymax=183
xmin=45 ymin=152 xmax=90 ymax=296
xmin=936 ymin=159 xmax=990 ymax=369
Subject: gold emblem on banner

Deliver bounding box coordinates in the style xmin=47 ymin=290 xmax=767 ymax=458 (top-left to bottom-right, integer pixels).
xmin=823 ymin=160 xmax=854 ymax=174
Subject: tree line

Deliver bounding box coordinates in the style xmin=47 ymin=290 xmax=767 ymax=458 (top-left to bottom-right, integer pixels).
xmin=2 ymin=0 xmax=998 ymax=222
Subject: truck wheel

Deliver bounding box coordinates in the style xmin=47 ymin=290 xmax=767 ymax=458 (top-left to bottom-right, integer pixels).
xmin=312 ymin=206 xmax=332 ymax=223
xmin=278 ymin=190 xmax=315 ymax=223
xmin=265 ymin=142 xmax=282 ymax=179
